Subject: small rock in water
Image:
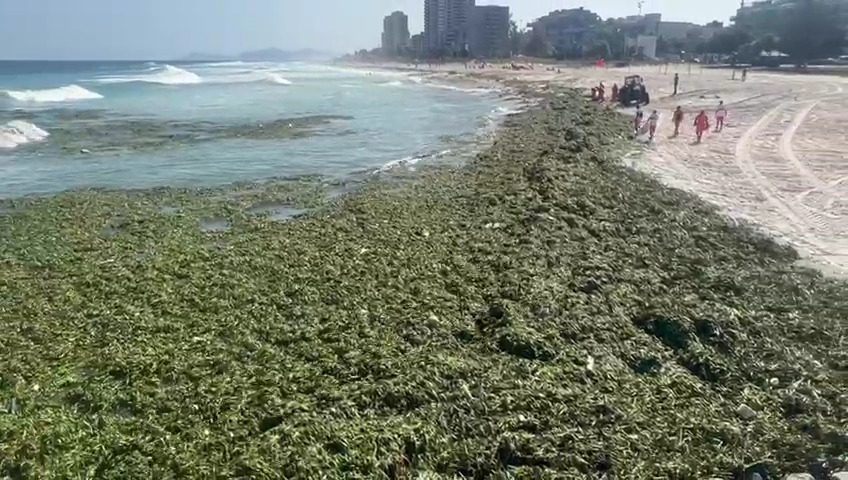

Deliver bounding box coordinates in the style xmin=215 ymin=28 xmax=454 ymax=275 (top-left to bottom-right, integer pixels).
xmin=832 ymin=473 xmax=848 ymax=480
xmin=736 ymin=403 xmax=757 ymax=421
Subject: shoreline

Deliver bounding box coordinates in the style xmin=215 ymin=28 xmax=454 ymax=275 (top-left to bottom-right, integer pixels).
xmin=360 ymin=59 xmax=848 ymax=279
xmin=0 ymin=61 xmax=510 ymax=199
xmin=1 ymin=84 xmax=846 ymax=477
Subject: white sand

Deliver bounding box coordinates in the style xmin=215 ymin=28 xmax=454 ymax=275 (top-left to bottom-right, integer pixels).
xmin=571 ymin=66 xmax=847 ymax=276
xmin=393 ymin=62 xmax=848 ymax=276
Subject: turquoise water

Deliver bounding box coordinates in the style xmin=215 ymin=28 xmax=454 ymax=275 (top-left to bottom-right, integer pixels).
xmin=0 ymin=61 xmax=509 ymax=198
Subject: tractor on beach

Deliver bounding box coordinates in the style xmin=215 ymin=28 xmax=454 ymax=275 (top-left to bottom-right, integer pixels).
xmin=619 ymin=75 xmax=650 ymax=106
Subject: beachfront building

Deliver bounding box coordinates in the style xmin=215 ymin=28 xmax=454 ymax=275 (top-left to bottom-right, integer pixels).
xmin=530 ymin=8 xmax=604 ymax=58
xmin=607 ymin=13 xmax=662 ymax=58
xmin=624 ymin=35 xmax=658 ymax=59
xmin=656 ymin=21 xmax=700 ymax=41
xmin=610 ymin=13 xmax=662 ymax=36
xmin=468 ymin=5 xmax=510 ymax=58
xmin=410 ymin=33 xmax=425 ymax=58
xmin=382 ymin=11 xmax=411 ymax=56
xmin=425 ymin=0 xmax=448 ymax=53
xmin=425 ymin=0 xmax=475 ymax=56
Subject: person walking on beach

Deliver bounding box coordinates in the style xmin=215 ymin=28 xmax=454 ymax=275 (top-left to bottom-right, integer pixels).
xmin=672 ymin=106 xmax=684 ymax=136
xmin=673 ymin=73 xmax=680 ymax=95
xmin=634 ymin=106 xmax=644 ymax=134
xmin=741 ymin=68 xmax=748 ymax=82
xmin=647 ymin=110 xmax=660 ymax=141
xmin=715 ymin=101 xmax=728 ymax=132
xmin=611 ymin=83 xmax=619 ymax=103
xmin=694 ymin=110 xmax=710 ymax=143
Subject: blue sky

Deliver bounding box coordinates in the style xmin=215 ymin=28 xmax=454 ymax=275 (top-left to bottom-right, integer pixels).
xmin=0 ymin=0 xmax=742 ymax=60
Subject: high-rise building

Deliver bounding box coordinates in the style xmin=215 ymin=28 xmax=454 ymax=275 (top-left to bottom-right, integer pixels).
xmin=382 ymin=11 xmax=410 ymax=55
xmin=424 ymin=0 xmax=448 ymax=52
xmin=445 ymin=0 xmax=475 ymax=53
xmin=468 ymin=5 xmax=510 ymax=58
xmin=410 ymin=33 xmax=425 ymax=58
xmin=424 ymin=0 xmax=475 ymax=55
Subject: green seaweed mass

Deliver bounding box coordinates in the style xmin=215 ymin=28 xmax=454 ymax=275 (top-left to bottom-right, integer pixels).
xmin=1 ymin=90 xmax=846 ymax=479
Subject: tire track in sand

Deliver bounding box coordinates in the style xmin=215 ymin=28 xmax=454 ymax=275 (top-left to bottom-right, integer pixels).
xmin=733 ymin=102 xmax=827 ymax=252
xmin=777 ymin=101 xmax=840 ymax=226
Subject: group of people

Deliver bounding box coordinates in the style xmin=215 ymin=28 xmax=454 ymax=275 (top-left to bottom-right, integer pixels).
xmin=634 ymin=100 xmax=728 ymax=143
xmin=590 ymin=81 xmax=632 ymax=103
xmin=590 ymin=82 xmax=608 ymax=102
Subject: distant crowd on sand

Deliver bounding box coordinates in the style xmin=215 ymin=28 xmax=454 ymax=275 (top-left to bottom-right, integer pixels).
xmin=591 ymin=69 xmax=748 ymax=144
xmin=410 ymin=59 xmax=540 ymax=71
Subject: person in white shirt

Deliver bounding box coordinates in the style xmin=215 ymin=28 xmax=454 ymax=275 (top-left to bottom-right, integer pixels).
xmin=647 ymin=110 xmax=660 ymax=141
xmin=715 ymin=101 xmax=728 ymax=132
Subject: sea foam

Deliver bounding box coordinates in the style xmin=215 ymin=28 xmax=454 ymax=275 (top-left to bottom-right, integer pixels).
xmin=263 ymin=72 xmax=292 ymax=85
xmin=2 ymin=84 xmax=103 ymax=103
xmin=0 ymin=121 xmax=49 ymax=149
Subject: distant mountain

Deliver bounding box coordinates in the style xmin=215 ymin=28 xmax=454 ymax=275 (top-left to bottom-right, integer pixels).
xmin=178 ymin=48 xmax=334 ymax=62
xmin=238 ymin=48 xmax=331 ymax=62
xmin=180 ymin=52 xmax=233 ymax=61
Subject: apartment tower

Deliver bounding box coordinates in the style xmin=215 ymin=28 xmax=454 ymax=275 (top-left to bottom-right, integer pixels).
xmin=382 ymin=11 xmax=411 ymax=55
xmin=424 ymin=0 xmax=475 ymax=55
xmin=468 ymin=5 xmax=510 ymax=58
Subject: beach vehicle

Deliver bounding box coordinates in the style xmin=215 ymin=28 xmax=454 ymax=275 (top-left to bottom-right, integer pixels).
xmin=619 ymin=75 xmax=650 ymax=106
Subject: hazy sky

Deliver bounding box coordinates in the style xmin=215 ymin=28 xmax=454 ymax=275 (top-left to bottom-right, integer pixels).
xmin=0 ymin=0 xmax=742 ymax=60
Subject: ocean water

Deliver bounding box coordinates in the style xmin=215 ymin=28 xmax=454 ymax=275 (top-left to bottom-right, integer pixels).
xmin=0 ymin=61 xmax=512 ymax=198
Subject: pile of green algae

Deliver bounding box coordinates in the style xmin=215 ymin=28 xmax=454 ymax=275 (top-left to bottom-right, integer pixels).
xmin=0 ymin=89 xmax=845 ymax=479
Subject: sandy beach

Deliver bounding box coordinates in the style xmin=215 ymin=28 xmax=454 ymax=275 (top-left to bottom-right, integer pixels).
xmin=373 ymin=61 xmax=848 ymax=277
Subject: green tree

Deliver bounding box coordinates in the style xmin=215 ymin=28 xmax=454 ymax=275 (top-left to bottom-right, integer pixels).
xmin=701 ymin=27 xmax=753 ymax=54
xmin=523 ymin=28 xmax=553 ymax=58
xmin=596 ymin=21 xmax=627 ymax=59
xmin=775 ymin=0 xmax=847 ymax=66
xmin=508 ymin=17 xmax=528 ymax=56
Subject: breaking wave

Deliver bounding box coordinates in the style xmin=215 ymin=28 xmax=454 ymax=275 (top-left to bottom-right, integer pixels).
xmin=0 ymin=121 xmax=49 ymax=149
xmin=262 ymin=72 xmax=292 ymax=85
xmin=94 ymin=64 xmax=203 ymax=85
xmin=91 ymin=64 xmax=292 ymax=86
xmin=2 ymin=84 xmax=103 ymax=103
